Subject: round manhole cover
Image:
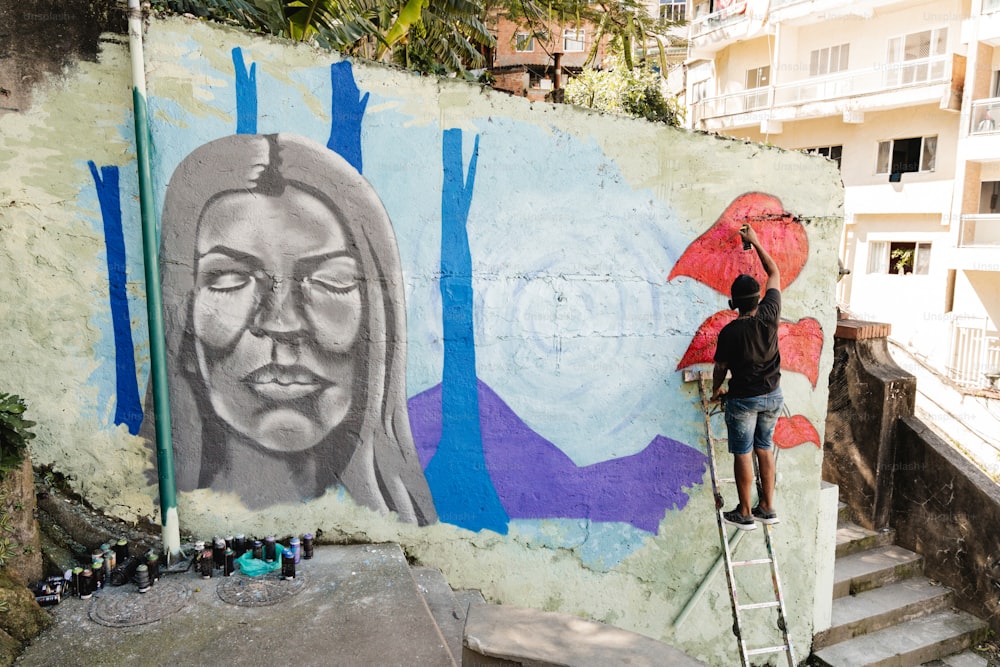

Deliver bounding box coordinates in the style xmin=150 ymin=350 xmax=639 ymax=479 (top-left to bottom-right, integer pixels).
xmin=88 ymin=580 xmax=191 ymax=627
xmin=216 ymin=571 xmax=307 ymax=607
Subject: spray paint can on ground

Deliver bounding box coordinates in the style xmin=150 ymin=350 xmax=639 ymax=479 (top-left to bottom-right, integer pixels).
xmin=302 ymin=533 xmax=314 ymax=560
xmin=114 ymin=538 xmax=129 ymax=563
xmin=223 ymin=548 xmax=235 ymax=577
xmin=234 ymin=534 xmax=246 ymax=557
xmin=252 ymin=540 xmax=263 ymax=560
xmin=264 ymin=536 xmax=277 ymax=563
xmin=71 ymin=567 xmax=83 ymax=597
xmin=200 ymin=550 xmax=214 ymax=579
xmin=92 ymin=557 xmax=105 ymax=590
xmin=79 ymin=569 xmax=94 ymax=599
xmin=289 ymin=537 xmax=301 ymax=564
xmin=212 ymin=537 xmax=226 ymax=568
xmin=146 ymin=551 xmax=160 ymax=582
xmin=281 ymin=549 xmax=296 ymax=580
xmin=135 ymin=564 xmax=151 ymax=593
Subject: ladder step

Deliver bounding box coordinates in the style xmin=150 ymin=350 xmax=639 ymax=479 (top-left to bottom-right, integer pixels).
xmin=746 ymin=645 xmax=792 ymax=657
xmin=738 ymin=601 xmax=780 ymax=610
xmin=732 ymin=558 xmax=773 ymax=566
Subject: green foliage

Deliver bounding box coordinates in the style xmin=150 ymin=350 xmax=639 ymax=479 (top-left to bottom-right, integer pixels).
xmin=564 ymin=52 xmax=681 ymax=125
xmin=153 ymin=0 xmax=494 ymax=75
xmin=0 ymin=394 xmax=34 ymax=475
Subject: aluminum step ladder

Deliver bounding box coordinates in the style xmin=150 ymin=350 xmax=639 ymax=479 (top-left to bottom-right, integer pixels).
xmin=687 ymin=369 xmax=795 ymax=667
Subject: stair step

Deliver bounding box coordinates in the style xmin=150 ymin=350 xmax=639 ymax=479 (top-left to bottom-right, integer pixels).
xmin=836 ymin=522 xmax=897 ymax=558
xmin=833 ymin=545 xmax=924 ymax=599
xmin=412 ymin=566 xmax=467 ymax=664
xmin=811 ymin=609 xmax=989 ymax=667
xmin=814 ymin=577 xmax=954 ymax=648
xmin=920 ymin=649 xmax=990 ymax=666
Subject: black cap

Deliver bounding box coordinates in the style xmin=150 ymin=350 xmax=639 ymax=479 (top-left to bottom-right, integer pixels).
xmin=730 ymin=274 xmax=760 ymax=300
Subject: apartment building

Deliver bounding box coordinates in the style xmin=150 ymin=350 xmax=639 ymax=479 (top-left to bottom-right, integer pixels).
xmin=489 ymin=1 xmax=687 ymax=100
xmin=684 ymin=0 xmax=1000 ymax=390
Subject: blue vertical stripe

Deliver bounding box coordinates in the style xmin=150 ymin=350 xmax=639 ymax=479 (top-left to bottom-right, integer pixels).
xmin=88 ymin=161 xmax=143 ymax=435
xmin=232 ymin=47 xmax=257 ymax=135
xmin=424 ymin=130 xmax=508 ymax=534
xmin=326 ymin=61 xmax=368 ymax=173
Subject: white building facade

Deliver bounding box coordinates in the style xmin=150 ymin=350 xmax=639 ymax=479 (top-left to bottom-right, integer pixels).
xmin=684 ymin=0 xmax=1000 ymax=390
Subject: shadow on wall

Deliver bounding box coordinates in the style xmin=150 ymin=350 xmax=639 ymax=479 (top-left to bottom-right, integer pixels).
xmin=0 ymin=0 xmax=125 ymax=114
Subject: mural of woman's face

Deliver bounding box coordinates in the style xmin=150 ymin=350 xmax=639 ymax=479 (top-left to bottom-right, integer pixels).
xmin=192 ymin=187 xmax=363 ymax=453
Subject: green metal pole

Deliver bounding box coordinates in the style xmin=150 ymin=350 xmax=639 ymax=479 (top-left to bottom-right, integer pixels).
xmin=127 ymin=0 xmax=180 ymax=559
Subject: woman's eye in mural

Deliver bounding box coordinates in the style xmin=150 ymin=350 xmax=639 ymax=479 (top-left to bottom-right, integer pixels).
xmin=204 ymin=270 xmax=255 ymax=293
xmin=303 ymin=257 xmax=360 ymax=296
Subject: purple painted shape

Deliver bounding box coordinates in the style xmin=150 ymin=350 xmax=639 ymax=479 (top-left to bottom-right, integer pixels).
xmin=409 ymin=381 xmax=708 ymax=533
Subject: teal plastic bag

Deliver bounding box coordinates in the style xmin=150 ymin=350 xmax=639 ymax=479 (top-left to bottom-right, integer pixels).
xmin=235 ymin=545 xmax=285 ymax=576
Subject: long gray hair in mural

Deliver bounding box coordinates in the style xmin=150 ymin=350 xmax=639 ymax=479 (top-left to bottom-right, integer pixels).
xmin=157 ymin=133 xmax=436 ymax=525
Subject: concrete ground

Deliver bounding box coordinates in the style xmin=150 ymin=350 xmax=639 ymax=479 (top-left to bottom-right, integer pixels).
xmin=16 ymin=543 xmax=456 ymax=667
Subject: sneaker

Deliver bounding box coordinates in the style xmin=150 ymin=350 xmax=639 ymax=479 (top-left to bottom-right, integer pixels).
xmin=752 ymin=505 xmax=780 ymax=525
xmin=722 ymin=508 xmax=756 ymax=531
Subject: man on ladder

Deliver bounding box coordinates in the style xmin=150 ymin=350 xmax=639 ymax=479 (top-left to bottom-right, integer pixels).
xmin=711 ymin=224 xmax=783 ymax=531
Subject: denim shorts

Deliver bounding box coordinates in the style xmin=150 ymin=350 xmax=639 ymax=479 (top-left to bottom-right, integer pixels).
xmin=724 ymin=388 xmax=783 ymax=455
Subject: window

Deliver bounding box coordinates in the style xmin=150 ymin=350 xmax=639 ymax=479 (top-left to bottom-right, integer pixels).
xmin=885 ymin=28 xmax=947 ymax=85
xmin=867 ymin=241 xmax=931 ymax=275
xmin=803 ymin=145 xmax=843 ymax=169
xmin=810 ymin=44 xmax=849 ymax=77
xmin=659 ymin=0 xmax=686 ymax=22
xmin=563 ymin=29 xmax=585 ymax=52
xmin=876 ymin=136 xmax=936 ymax=175
xmin=745 ymin=66 xmax=770 ymax=109
xmin=515 ymin=33 xmax=534 ymax=52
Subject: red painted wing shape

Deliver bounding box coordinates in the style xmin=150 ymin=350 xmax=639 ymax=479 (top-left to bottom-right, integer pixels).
xmin=774 ymin=415 xmax=820 ymax=449
xmin=668 ymin=192 xmax=807 ymax=295
xmin=677 ymin=313 xmax=823 ymax=389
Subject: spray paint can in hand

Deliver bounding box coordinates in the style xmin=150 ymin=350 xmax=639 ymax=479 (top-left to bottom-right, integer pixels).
xmin=741 ymin=224 xmax=752 ymax=251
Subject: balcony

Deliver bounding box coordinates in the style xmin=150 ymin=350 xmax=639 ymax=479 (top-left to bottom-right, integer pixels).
xmin=688 ymin=2 xmax=764 ymax=54
xmin=693 ymin=54 xmax=951 ymax=129
xmin=948 ymin=317 xmax=1000 ymax=389
xmin=985 ymin=0 xmax=1000 ymax=15
xmin=959 ymin=214 xmax=1000 ymax=247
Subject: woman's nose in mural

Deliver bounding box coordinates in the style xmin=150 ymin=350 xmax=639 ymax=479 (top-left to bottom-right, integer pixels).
xmin=252 ymin=275 xmax=306 ymax=341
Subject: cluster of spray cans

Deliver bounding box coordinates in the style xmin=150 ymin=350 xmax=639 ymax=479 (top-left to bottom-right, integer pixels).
xmin=193 ymin=533 xmax=314 ymax=580
xmin=62 ymin=538 xmax=162 ymax=599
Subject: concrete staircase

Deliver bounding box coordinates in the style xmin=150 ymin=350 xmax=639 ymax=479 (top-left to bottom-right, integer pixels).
xmin=810 ymin=505 xmax=989 ymax=667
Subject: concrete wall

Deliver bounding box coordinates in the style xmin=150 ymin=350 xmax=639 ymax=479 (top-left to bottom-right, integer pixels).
xmin=0 ymin=15 xmax=843 ymax=664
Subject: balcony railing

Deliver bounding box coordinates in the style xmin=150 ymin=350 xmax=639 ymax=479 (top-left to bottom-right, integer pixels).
xmin=689 ymin=2 xmax=748 ymax=40
xmin=984 ymin=0 xmax=1000 ymax=15
xmin=948 ymin=317 xmax=1000 ymax=389
xmin=694 ymin=55 xmax=950 ymax=123
xmin=959 ymin=214 xmax=1000 ymax=247
xmin=696 ymin=86 xmax=771 ymax=119
xmin=970 ymin=98 xmax=1000 ymax=135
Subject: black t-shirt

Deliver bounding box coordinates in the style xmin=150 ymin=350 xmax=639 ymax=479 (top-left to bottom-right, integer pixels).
xmin=714 ymin=288 xmax=781 ymax=398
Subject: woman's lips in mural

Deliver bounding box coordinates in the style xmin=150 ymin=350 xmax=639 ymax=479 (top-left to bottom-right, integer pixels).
xmin=244 ymin=364 xmax=331 ymax=400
